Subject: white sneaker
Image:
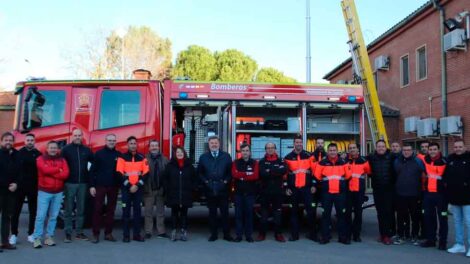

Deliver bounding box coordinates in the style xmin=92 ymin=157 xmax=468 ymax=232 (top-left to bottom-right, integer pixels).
xmin=467 ymin=250 xmax=470 ymax=257
xmin=9 ymin=234 xmax=17 ymax=245
xmin=447 ymin=243 xmax=466 ymax=254
xmin=28 ymin=235 xmax=35 ymax=243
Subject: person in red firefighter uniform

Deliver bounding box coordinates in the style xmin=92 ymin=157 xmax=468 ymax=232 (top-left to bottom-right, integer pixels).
xmin=315 ymin=143 xmax=352 ymax=244
xmin=420 ymin=142 xmax=448 ymax=250
xmin=345 ymin=143 xmax=371 ymax=242
xmin=116 ymin=136 xmax=149 ymax=242
xmin=232 ymin=143 xmax=259 ymax=243
xmin=284 ymin=134 xmax=318 ymax=242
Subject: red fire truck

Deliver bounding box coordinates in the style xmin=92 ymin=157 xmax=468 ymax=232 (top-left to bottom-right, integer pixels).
xmin=12 ymin=79 xmax=366 ymax=160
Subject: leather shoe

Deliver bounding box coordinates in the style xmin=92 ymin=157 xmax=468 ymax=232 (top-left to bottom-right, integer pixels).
xmin=1 ymin=243 xmax=16 ymax=250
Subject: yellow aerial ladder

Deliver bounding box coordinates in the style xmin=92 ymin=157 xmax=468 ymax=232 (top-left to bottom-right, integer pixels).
xmin=341 ymin=0 xmax=389 ymax=147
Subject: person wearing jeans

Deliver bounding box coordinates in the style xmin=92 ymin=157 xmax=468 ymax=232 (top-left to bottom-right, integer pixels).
xmin=444 ymin=140 xmax=470 ymax=256
xmin=32 ymin=141 xmax=69 ymax=248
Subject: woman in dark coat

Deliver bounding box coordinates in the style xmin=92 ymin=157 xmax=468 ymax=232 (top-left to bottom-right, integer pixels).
xmin=164 ymin=147 xmax=196 ymax=241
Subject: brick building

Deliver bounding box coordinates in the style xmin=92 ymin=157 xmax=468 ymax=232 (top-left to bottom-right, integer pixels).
xmin=0 ymin=91 xmax=16 ymax=133
xmin=324 ymin=0 xmax=470 ymax=153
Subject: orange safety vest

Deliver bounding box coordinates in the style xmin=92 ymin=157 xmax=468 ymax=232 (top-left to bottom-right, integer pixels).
xmin=346 ymin=156 xmax=371 ymax=192
xmin=285 ymin=152 xmax=314 ymax=188
xmin=315 ymin=157 xmax=351 ymax=194
xmin=423 ymin=154 xmax=446 ymax=193
xmin=116 ymin=152 xmax=150 ymax=186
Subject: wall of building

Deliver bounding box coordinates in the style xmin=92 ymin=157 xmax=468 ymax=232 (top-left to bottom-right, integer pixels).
xmin=327 ymin=0 xmax=469 ymax=151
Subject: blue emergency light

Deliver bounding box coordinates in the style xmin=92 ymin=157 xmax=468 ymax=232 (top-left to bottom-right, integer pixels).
xmin=179 ymin=92 xmax=188 ymax=99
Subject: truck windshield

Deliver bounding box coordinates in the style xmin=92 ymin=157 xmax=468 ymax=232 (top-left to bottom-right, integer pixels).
xmin=22 ymin=87 xmax=65 ymax=131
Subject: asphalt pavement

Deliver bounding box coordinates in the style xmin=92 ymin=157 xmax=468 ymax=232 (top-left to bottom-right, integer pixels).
xmin=1 ymin=207 xmax=467 ymax=264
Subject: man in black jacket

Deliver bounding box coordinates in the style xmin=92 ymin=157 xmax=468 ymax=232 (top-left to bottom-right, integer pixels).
xmin=257 ymin=142 xmax=287 ymax=243
xmin=10 ymin=133 xmax=41 ymax=245
xmin=197 ymin=136 xmax=233 ymax=242
xmin=89 ymin=134 xmax=121 ymax=243
xmin=312 ymin=137 xmax=327 ymax=161
xmin=445 ymin=140 xmax=470 ymax=256
xmin=368 ymin=140 xmax=396 ymax=245
xmin=392 ymin=143 xmax=425 ymax=245
xmin=0 ymin=132 xmax=19 ymax=251
xmin=144 ymin=140 xmax=169 ymax=239
xmin=61 ymin=129 xmax=94 ymax=242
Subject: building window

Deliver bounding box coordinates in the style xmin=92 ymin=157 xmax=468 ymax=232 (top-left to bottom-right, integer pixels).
xmin=22 ymin=89 xmax=66 ymax=130
xmin=373 ymin=72 xmax=379 ymax=91
xmin=416 ymin=45 xmax=427 ymax=81
xmin=400 ymin=54 xmax=410 ymax=87
xmin=99 ymin=90 xmax=141 ymax=129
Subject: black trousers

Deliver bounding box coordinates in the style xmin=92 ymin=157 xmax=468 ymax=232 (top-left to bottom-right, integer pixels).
xmin=373 ymin=186 xmax=395 ymax=238
xmin=171 ymin=205 xmax=188 ymax=230
xmin=207 ymin=195 xmax=230 ymax=237
xmin=259 ymin=193 xmax=283 ymax=235
xmin=289 ymin=187 xmax=317 ymax=238
xmin=346 ymin=190 xmax=365 ymax=239
xmin=11 ymin=187 xmax=37 ymax=236
xmin=321 ymin=191 xmax=347 ymax=240
xmin=395 ymin=195 xmax=420 ymax=238
xmin=423 ymin=192 xmax=448 ymax=243
xmin=0 ymin=188 xmax=15 ymax=244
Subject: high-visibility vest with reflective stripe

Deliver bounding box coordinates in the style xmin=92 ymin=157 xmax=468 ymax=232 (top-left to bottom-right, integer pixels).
xmin=314 ymin=158 xmax=351 ymax=194
xmin=424 ymin=157 xmax=446 ymax=193
xmin=346 ymin=156 xmax=371 ymax=192
xmin=285 ymin=154 xmax=314 ymax=188
xmin=116 ymin=152 xmax=150 ymax=186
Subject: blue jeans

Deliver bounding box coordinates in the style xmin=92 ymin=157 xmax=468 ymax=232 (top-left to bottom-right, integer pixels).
xmin=33 ymin=191 xmax=63 ymax=239
xmin=451 ymin=204 xmax=470 ymax=246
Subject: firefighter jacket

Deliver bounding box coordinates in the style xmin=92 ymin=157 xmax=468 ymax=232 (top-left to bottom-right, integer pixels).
xmin=116 ymin=151 xmax=149 ymax=188
xmin=314 ymin=156 xmax=351 ymax=194
xmin=346 ymin=155 xmax=371 ymax=192
xmin=284 ymin=150 xmax=316 ymax=189
xmin=423 ymin=154 xmax=446 ymax=193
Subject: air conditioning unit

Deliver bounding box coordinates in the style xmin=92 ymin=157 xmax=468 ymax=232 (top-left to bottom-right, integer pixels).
xmin=374 ymin=55 xmax=390 ymax=71
xmin=444 ymin=29 xmax=467 ymax=52
xmin=404 ymin=116 xmax=420 ymax=133
xmin=417 ymin=118 xmax=438 ymax=138
xmin=440 ymin=116 xmax=463 ymax=135
xmin=336 ymin=80 xmax=347 ymax=84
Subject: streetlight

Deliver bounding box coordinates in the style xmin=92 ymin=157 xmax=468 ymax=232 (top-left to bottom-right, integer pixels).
xmin=116 ymin=28 xmax=127 ymax=79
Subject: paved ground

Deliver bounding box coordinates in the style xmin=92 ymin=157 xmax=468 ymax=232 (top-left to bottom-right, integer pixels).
xmin=1 ymin=207 xmax=467 ymax=264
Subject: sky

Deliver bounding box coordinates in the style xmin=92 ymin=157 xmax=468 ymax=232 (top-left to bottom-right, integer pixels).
xmin=0 ymin=0 xmax=430 ymax=90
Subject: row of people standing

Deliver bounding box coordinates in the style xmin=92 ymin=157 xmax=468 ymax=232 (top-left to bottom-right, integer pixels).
xmin=2 ymin=129 xmax=470 ymax=259
xmin=370 ymin=139 xmax=470 ymax=258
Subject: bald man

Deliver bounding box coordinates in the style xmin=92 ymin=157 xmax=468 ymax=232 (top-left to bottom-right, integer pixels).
xmin=61 ymin=129 xmax=94 ymax=243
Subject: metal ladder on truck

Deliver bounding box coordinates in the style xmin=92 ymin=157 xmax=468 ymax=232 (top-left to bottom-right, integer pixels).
xmin=341 ymin=0 xmax=389 ymax=148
